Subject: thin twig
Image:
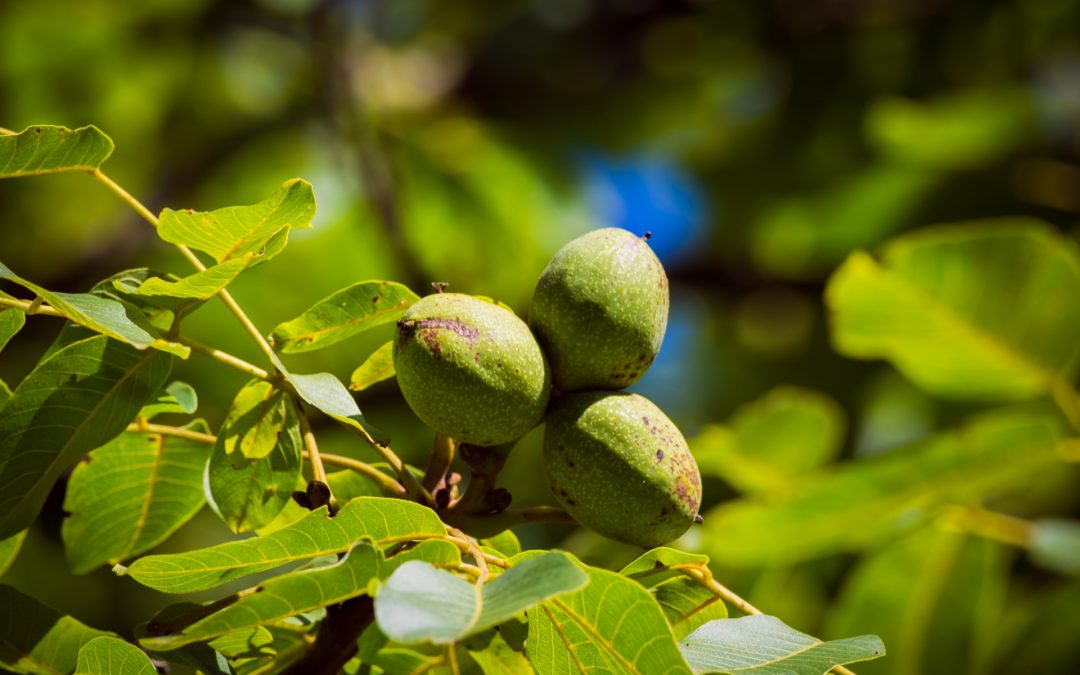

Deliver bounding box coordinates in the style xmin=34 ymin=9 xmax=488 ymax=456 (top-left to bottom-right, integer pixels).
xmin=447 ymin=525 xmax=490 ymax=582
xmin=180 ymin=336 xmax=272 ymax=381
xmin=422 ymin=433 xmax=456 ymax=492
xmin=124 ymin=422 xmax=217 ymax=444
xmin=344 ymin=425 xmax=434 ymax=507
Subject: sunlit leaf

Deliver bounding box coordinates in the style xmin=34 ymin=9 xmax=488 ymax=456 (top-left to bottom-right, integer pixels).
xmin=827 ymin=220 xmax=1080 ymax=401
xmin=138 ymin=381 xmax=198 ymax=420
xmin=349 ymin=342 xmax=395 ymax=391
xmin=654 ymin=577 xmax=728 ymax=641
xmin=270 ymin=281 xmax=418 ymax=354
xmin=157 ymin=178 xmax=315 ymax=264
xmin=143 ymin=540 xmax=459 ymax=650
xmin=528 ymin=562 xmax=691 ymax=674
xmin=269 ymin=353 xmax=389 ymax=444
xmin=375 ymin=551 xmax=587 ymax=644
xmin=0 ymin=125 xmax=113 ymax=177
xmin=127 ymin=253 xmax=259 ymax=302
xmin=1030 ymin=519 xmax=1080 ymax=576
xmin=75 ymin=636 xmax=157 ymax=675
xmin=0 ymin=261 xmax=189 ymax=357
xmin=692 ymin=387 xmax=844 ymax=495
xmin=62 ymin=421 xmax=213 ymax=574
xmin=207 ymin=627 xmax=275 ymax=660
xmin=206 ymin=382 xmax=304 ymax=532
xmin=468 ymin=631 xmax=534 ymax=674
xmin=679 ymin=615 xmax=884 ymax=674
xmin=0 ymin=584 xmax=113 ymax=674
xmin=0 ymin=530 xmax=26 ymax=576
xmin=0 ymin=335 xmax=172 ymax=539
xmin=122 ymin=497 xmax=445 ymax=593
xmin=0 ymin=292 xmax=26 ymax=352
xmin=826 ymin=528 xmax=1006 ymax=675
xmin=700 ymin=410 xmax=1062 ymax=567
xmin=480 ymin=529 xmax=522 ymax=559
xmin=866 ymin=89 xmax=1035 ymax=170
xmin=620 ymin=547 xmax=710 ymax=580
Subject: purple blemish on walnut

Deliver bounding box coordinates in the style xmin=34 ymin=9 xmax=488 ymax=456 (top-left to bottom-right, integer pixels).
xmin=656 ymin=449 xmax=664 ymax=461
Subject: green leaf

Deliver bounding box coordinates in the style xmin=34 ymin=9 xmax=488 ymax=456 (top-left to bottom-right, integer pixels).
xmin=127 ymin=254 xmax=259 ymax=302
xmin=157 ymin=179 xmax=315 ymax=264
xmin=620 ymin=548 xmax=710 ymax=581
xmin=257 ymin=466 xmax=401 ymax=534
xmin=122 ymin=497 xmax=446 ymax=593
xmin=1030 ymin=519 xmax=1080 ymax=576
xmin=0 ymin=293 xmax=26 ymax=352
xmin=62 ymin=420 xmax=213 ymax=574
xmin=375 ymin=551 xmax=588 ymax=644
xmin=0 ymin=530 xmax=27 ymax=576
xmin=468 ymin=631 xmax=535 ymax=674
xmin=654 ymin=577 xmax=728 ymax=641
xmin=74 ymin=636 xmax=157 ymax=675
xmin=207 ymin=382 xmax=303 ymax=533
xmin=699 ymin=410 xmax=1063 ymax=567
xmin=271 ymin=281 xmax=418 ymax=354
xmin=207 ymin=627 xmax=275 ymax=660
xmin=0 ymin=261 xmax=189 ymax=357
xmin=826 ymin=528 xmax=1005 ymax=675
xmin=693 ymin=387 xmax=845 ymax=495
xmin=349 ymin=342 xmax=396 ymax=392
xmin=0 ymin=584 xmax=113 ymax=674
xmin=0 ymin=335 xmax=172 ymax=539
xmin=143 ymin=540 xmax=459 ymax=650
xmin=269 ymin=354 xmax=389 ymax=444
xmin=480 ymin=529 xmax=522 ymax=559
xmin=679 ymin=615 xmax=884 ymax=674
xmin=528 ymin=563 xmax=692 ymax=674
xmin=866 ymin=89 xmax=1035 ymax=170
xmin=138 ymin=381 xmax=198 ymax=420
xmin=826 ymin=220 xmax=1080 ymax=401
xmin=0 ymin=125 xmax=113 ymax=177
xmin=0 ymin=379 xmax=10 ymax=410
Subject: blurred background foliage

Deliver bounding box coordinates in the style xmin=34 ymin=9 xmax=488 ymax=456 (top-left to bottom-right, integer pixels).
xmin=1 ymin=0 xmax=1079 ymax=673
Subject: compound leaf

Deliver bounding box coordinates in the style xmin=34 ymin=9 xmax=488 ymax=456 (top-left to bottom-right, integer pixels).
xmin=271 ymin=281 xmax=418 ymax=354
xmin=122 ymin=497 xmax=445 ymax=593
xmin=157 ymin=179 xmax=315 ymax=264
xmin=375 ymin=551 xmax=588 ymax=645
xmin=75 ymin=636 xmax=157 ymax=675
xmin=0 ymin=584 xmax=113 ymax=674
xmin=62 ymin=420 xmax=213 ymax=574
xmin=700 ymin=410 xmax=1062 ymax=567
xmin=827 ymin=220 xmax=1080 ymax=401
xmin=0 ymin=125 xmax=113 ymax=177
xmin=0 ymin=335 xmax=171 ymax=539
xmin=0 ymin=261 xmax=188 ymax=357
xmin=679 ymin=615 xmax=884 ymax=674
xmin=528 ymin=563 xmax=691 ymax=674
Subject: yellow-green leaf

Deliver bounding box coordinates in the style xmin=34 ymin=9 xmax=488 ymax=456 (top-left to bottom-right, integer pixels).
xmin=827 ymin=220 xmax=1080 ymax=401
xmin=0 ymin=584 xmax=113 ymax=674
xmin=62 ymin=421 xmax=213 ymax=574
xmin=0 ymin=125 xmax=113 ymax=177
xmin=349 ymin=341 xmax=396 ymax=392
xmin=271 ymin=281 xmax=418 ymax=354
xmin=75 ymin=636 xmax=157 ymax=675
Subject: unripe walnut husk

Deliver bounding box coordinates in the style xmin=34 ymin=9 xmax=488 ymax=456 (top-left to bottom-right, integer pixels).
xmin=529 ymin=228 xmax=669 ymax=392
xmin=393 ymin=293 xmax=551 ymax=446
xmin=543 ymin=391 xmax=702 ymax=548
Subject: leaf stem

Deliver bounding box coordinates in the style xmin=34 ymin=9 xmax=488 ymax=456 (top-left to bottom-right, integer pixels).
xmin=345 ymin=425 xmax=434 ymax=507
xmin=124 ymin=422 xmax=216 ymax=444
xmin=295 ymin=399 xmax=329 ymax=486
xmin=447 ymin=525 xmax=490 ymax=582
xmin=180 ymin=336 xmax=272 ymax=381
xmin=0 ymin=295 xmax=64 ymax=317
xmin=422 ymin=433 xmax=456 ymax=492
xmin=939 ymin=505 xmax=1033 ymax=548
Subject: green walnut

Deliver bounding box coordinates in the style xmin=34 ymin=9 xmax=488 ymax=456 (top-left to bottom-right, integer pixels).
xmin=543 ymin=391 xmax=701 ymax=548
xmin=529 ymin=228 xmax=669 ymax=392
xmin=393 ymin=293 xmax=551 ymax=446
